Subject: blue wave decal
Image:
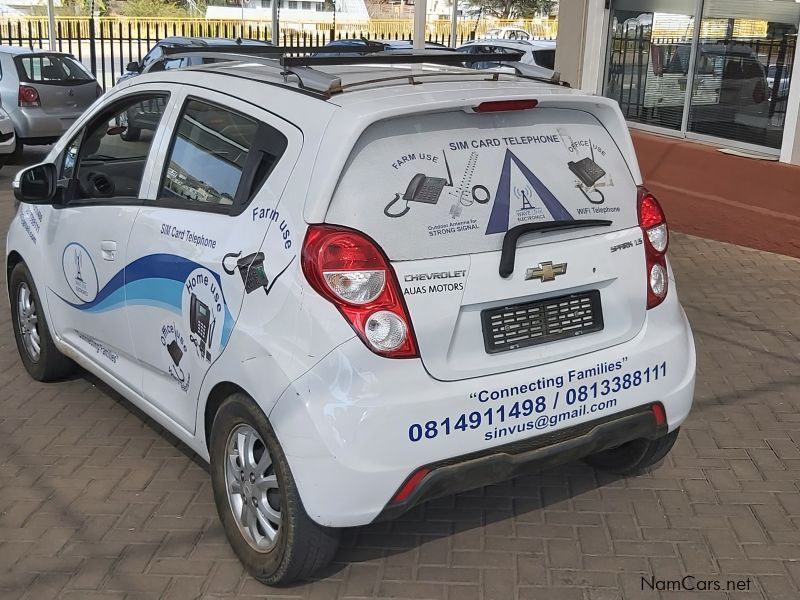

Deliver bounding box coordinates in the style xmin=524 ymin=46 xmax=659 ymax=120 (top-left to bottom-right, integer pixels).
xmin=55 ymin=253 xmax=234 ymax=347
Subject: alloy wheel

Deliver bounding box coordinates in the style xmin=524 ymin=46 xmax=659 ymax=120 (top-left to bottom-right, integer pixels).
xmin=17 ymin=282 xmax=40 ymax=362
xmin=224 ymin=423 xmax=282 ymax=551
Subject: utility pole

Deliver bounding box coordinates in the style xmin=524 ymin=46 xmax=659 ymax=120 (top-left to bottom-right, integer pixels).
xmin=450 ymin=0 xmax=458 ymax=48
xmin=271 ymin=0 xmax=279 ymax=44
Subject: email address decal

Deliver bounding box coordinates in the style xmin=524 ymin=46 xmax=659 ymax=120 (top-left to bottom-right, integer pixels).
xmin=407 ymin=361 xmax=666 ymax=444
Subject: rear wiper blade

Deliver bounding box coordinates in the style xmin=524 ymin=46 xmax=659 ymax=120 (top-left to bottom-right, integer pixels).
xmin=499 ymin=220 xmax=613 ymax=278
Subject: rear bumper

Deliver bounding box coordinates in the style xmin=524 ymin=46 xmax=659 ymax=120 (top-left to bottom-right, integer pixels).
xmin=376 ymin=404 xmax=665 ymax=522
xmin=269 ymin=285 xmax=695 ymax=528
xmin=10 ymin=107 xmax=82 ymax=141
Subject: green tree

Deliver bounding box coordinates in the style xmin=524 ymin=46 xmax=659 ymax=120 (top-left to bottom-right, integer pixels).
xmin=122 ymin=0 xmax=189 ymax=18
xmin=478 ymin=0 xmax=554 ymax=19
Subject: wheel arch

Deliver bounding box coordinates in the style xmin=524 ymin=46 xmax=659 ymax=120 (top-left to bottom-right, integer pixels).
xmin=203 ymin=381 xmax=249 ymax=452
xmin=6 ymin=250 xmax=24 ymax=298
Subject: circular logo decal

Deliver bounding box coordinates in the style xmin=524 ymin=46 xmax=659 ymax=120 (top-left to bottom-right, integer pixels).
xmin=62 ymin=242 xmax=99 ymax=303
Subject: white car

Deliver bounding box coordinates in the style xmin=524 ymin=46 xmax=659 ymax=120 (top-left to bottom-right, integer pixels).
xmin=0 ymin=106 xmax=16 ymax=168
xmin=459 ymin=39 xmax=557 ymax=74
xmin=6 ymin=51 xmax=695 ymax=585
xmin=485 ymin=27 xmax=536 ymax=41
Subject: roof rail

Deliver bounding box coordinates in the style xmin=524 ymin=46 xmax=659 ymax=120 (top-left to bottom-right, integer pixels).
xmin=146 ymin=47 xmax=568 ymax=96
xmin=145 ymin=50 xmax=343 ymax=95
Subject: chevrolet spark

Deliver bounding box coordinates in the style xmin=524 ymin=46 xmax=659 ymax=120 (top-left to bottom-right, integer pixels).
xmin=6 ymin=52 xmax=695 ymax=584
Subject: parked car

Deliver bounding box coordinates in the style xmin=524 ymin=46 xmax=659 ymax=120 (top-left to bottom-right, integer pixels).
xmin=118 ymin=36 xmax=275 ymax=84
xmin=0 ymin=46 xmax=101 ymax=156
xmin=314 ymin=38 xmax=452 ymax=55
xmin=642 ymin=43 xmax=770 ymax=140
xmin=458 ymin=39 xmax=557 ymax=74
xmin=7 ymin=49 xmax=695 ymax=585
xmin=484 ymin=26 xmax=536 ymax=41
xmin=0 ymin=107 xmax=16 ymax=168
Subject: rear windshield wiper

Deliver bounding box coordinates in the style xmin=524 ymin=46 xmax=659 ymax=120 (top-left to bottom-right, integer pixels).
xmin=499 ymin=220 xmax=613 ymax=278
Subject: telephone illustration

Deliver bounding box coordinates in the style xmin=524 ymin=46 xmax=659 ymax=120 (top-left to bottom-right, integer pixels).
xmin=384 ymin=151 xmax=453 ymax=218
xmin=568 ymin=138 xmax=606 ymax=205
xmin=189 ymin=293 xmax=215 ymax=361
xmin=167 ymin=339 xmax=183 ymax=366
xmin=222 ymin=251 xmax=297 ymax=295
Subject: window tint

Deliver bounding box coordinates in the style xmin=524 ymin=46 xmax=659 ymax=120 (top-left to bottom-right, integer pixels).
xmin=158 ymin=99 xmax=288 ymax=212
xmin=15 ymin=54 xmax=93 ymax=83
xmin=532 ymin=49 xmax=555 ymax=71
xmin=62 ymin=94 xmax=168 ymax=201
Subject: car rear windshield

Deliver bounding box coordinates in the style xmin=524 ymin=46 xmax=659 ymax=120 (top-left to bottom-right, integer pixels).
xmin=15 ymin=54 xmax=94 ymax=84
xmin=533 ymin=49 xmax=556 ymax=70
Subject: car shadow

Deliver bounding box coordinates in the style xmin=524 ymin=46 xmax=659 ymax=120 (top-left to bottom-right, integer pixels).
xmin=68 ymin=368 xmax=626 ymax=585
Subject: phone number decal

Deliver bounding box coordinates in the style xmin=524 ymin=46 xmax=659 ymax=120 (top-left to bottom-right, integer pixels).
xmin=408 ymin=362 xmax=666 ymax=443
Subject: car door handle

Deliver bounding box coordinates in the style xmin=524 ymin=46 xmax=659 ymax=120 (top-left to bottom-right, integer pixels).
xmin=101 ymin=240 xmax=117 ymax=261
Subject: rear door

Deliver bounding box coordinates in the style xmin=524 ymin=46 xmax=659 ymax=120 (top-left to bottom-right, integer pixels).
xmin=125 ymin=87 xmax=300 ymax=432
xmin=326 ymin=106 xmax=647 ymax=381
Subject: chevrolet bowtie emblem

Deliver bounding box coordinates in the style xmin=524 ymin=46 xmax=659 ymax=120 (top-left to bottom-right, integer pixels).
xmin=525 ymin=261 xmax=567 ymax=282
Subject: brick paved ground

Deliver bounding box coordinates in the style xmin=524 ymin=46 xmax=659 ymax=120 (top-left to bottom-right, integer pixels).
xmin=1 ymin=154 xmax=800 ymax=599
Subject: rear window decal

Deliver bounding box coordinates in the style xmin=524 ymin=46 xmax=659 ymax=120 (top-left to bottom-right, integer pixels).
xmin=486 ymin=149 xmax=574 ymax=235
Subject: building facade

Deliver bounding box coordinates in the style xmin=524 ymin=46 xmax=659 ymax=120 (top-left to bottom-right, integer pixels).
xmin=556 ymin=0 xmax=800 ymax=164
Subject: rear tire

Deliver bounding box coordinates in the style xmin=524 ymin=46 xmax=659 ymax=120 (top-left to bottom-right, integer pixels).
xmin=584 ymin=428 xmax=679 ymax=475
xmin=209 ymin=393 xmax=339 ymax=585
xmin=9 ymin=262 xmax=76 ymax=381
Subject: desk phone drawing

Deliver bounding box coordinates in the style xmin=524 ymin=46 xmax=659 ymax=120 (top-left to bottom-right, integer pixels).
xmin=222 ymin=250 xmax=297 ymax=295
xmin=384 ymin=151 xmax=454 ymax=218
xmin=189 ymin=293 xmax=215 ymax=362
xmin=567 ymin=138 xmax=607 ymax=205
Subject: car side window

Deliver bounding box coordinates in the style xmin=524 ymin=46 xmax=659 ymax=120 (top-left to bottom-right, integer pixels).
xmin=141 ymin=45 xmax=163 ymax=69
xmin=156 ymin=98 xmax=288 ymax=212
xmin=61 ymin=93 xmax=169 ymax=201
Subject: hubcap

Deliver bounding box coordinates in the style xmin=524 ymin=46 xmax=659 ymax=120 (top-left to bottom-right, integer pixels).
xmin=16 ymin=282 xmax=40 ymax=362
xmin=224 ymin=424 xmax=281 ymax=551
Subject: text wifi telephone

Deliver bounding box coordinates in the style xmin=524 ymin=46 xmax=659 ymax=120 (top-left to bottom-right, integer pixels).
xmin=384 ymin=151 xmax=453 ymax=218
xmin=189 ymin=293 xmax=215 ymax=362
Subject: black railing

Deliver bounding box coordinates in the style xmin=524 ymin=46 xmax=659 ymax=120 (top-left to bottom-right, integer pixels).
xmin=0 ymin=20 xmax=476 ymax=91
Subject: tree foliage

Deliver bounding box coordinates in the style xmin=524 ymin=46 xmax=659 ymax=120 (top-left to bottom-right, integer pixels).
xmin=478 ymin=0 xmax=555 ymax=20
xmin=122 ymin=0 xmax=190 ymax=18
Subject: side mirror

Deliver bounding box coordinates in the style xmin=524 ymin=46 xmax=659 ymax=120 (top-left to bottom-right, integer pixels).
xmin=14 ymin=163 xmax=57 ymax=204
xmin=126 ymin=61 xmax=140 ymax=73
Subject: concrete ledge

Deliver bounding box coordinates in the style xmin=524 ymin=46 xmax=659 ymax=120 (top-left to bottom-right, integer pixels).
xmin=631 ymin=130 xmax=800 ymax=258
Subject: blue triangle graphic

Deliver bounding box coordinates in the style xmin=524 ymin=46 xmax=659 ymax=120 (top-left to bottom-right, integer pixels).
xmin=486 ymin=149 xmax=574 ymax=235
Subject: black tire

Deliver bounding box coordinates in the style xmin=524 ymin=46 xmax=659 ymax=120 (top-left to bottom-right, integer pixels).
xmin=9 ymin=262 xmax=75 ymax=381
xmin=209 ymin=393 xmax=340 ymax=585
xmin=584 ymin=428 xmax=680 ymax=475
xmin=120 ymin=126 xmax=141 ymax=142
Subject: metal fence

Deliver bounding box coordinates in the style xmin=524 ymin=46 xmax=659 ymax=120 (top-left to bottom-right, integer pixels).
xmin=0 ymin=17 xmax=556 ymax=90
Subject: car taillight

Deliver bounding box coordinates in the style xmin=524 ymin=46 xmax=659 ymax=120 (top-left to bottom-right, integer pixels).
xmin=302 ymin=225 xmax=419 ymax=358
xmin=638 ymin=187 xmax=669 ymax=310
xmin=18 ymin=85 xmax=40 ymax=107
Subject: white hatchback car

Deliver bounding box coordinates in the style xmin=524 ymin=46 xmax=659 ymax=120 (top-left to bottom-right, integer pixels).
xmin=6 ymin=50 xmax=695 ymax=585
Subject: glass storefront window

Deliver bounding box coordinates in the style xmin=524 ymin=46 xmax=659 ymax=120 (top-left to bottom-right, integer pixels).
xmin=688 ymin=1 xmax=799 ymax=149
xmin=604 ymin=0 xmax=800 ymax=151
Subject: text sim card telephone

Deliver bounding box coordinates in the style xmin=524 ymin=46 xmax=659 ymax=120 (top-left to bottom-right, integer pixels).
xmin=384 ymin=151 xmax=453 ymax=218
xmin=189 ymin=293 xmax=215 ymax=361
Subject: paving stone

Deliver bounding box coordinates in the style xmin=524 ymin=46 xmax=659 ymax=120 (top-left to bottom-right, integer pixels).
xmin=0 ymin=155 xmax=798 ymax=599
